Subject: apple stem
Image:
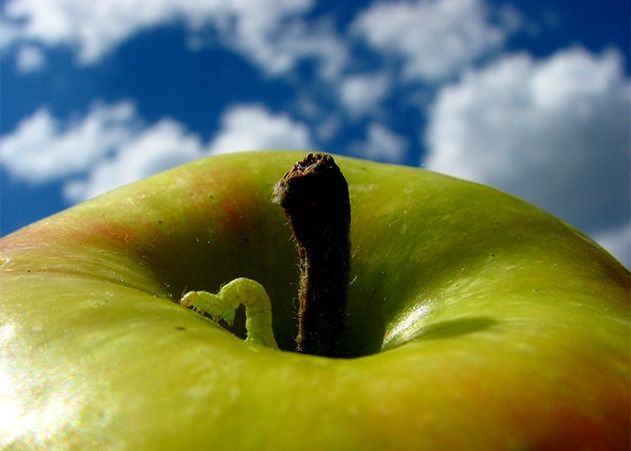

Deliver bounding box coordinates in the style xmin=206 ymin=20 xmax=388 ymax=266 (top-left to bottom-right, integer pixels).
xmin=274 ymin=153 xmax=351 ymax=357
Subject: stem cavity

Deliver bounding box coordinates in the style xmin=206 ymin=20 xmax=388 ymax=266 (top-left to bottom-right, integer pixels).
xmin=274 ymin=153 xmax=351 ymax=357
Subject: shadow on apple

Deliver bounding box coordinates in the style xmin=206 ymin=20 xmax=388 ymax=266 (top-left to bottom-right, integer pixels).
xmin=414 ymin=317 xmax=499 ymax=341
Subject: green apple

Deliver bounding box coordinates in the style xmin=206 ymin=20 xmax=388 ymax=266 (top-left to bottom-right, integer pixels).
xmin=0 ymin=151 xmax=628 ymax=450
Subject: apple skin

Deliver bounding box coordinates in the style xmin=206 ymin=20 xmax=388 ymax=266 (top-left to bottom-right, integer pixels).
xmin=0 ymin=151 xmax=629 ymax=450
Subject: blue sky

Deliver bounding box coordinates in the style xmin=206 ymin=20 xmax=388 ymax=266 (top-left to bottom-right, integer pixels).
xmin=1 ymin=0 xmax=629 ymax=266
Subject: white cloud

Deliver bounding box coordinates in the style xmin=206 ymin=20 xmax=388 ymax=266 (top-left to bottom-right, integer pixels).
xmin=338 ymin=73 xmax=391 ymax=118
xmin=424 ymin=48 xmax=631 ymax=265
xmin=209 ymin=104 xmax=313 ymax=154
xmin=224 ymin=15 xmax=348 ymax=80
xmin=594 ymin=223 xmax=631 ymax=268
xmin=65 ymin=103 xmax=313 ymax=201
xmin=316 ymin=116 xmax=342 ymax=142
xmin=352 ymin=122 xmax=408 ymax=163
xmin=0 ymin=102 xmax=139 ymax=183
xmin=352 ymin=0 xmax=507 ymax=82
xmin=0 ymin=20 xmax=20 ymax=49
xmin=0 ymin=101 xmax=313 ymax=201
xmin=2 ymin=0 xmax=178 ymax=61
xmin=63 ymin=119 xmax=206 ymax=202
xmin=15 ymin=44 xmax=45 ymax=72
xmin=1 ymin=0 xmax=347 ymax=80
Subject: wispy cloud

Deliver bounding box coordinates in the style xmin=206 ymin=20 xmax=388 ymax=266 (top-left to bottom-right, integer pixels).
xmin=352 ymin=0 xmax=510 ymax=81
xmin=351 ymin=123 xmax=408 ymax=163
xmin=208 ymin=104 xmax=313 ymax=154
xmin=424 ymin=47 xmax=631 ymax=264
xmin=14 ymin=44 xmax=45 ymax=72
xmin=337 ymin=73 xmax=392 ymax=119
xmin=0 ymin=101 xmax=313 ymax=202
xmin=594 ymin=223 xmax=631 ymax=268
xmin=1 ymin=0 xmax=346 ymax=79
xmin=223 ymin=14 xmax=348 ymax=81
xmin=0 ymin=102 xmax=140 ymax=182
xmin=63 ymin=118 xmax=207 ymax=202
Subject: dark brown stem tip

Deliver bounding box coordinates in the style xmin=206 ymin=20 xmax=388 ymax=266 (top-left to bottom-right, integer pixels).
xmin=273 ymin=153 xmax=346 ymax=208
xmin=274 ymin=152 xmax=351 ymax=357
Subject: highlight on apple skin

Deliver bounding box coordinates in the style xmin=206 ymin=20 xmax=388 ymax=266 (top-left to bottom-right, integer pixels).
xmin=0 ymin=151 xmax=629 ymax=450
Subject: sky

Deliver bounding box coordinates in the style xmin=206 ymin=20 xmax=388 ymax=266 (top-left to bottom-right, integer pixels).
xmin=0 ymin=0 xmax=629 ymax=267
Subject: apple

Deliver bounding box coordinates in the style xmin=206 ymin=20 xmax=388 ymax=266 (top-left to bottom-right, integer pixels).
xmin=0 ymin=151 xmax=628 ymax=450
